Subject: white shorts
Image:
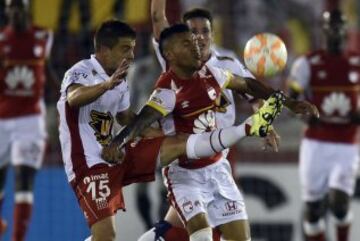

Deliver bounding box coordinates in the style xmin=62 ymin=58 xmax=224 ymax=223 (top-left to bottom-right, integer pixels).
xmin=299 ymin=138 xmax=360 ymax=201
xmin=163 ymin=158 xmax=248 ymax=227
xmin=0 ymin=114 xmax=46 ymax=169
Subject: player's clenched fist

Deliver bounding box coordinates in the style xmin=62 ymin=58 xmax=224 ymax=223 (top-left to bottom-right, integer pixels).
xmin=101 ymin=143 xmax=125 ymax=164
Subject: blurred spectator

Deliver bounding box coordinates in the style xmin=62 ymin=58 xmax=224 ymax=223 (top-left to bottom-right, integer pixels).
xmin=0 ymin=0 xmax=56 ymax=240
xmin=56 ymin=0 xmax=92 ymax=60
xmin=288 ymin=9 xmax=359 ymax=241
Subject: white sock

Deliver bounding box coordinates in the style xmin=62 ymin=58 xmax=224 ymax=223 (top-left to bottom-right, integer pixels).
xmin=84 ymin=236 xmax=92 ymax=241
xmin=186 ymin=123 xmax=247 ymax=159
xmin=189 ymin=227 xmax=213 ymax=241
xmin=332 ymin=211 xmax=353 ymax=226
xmin=303 ymin=219 xmax=325 ymax=236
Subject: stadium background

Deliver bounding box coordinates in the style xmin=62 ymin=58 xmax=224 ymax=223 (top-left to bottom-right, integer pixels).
xmin=1 ymin=0 xmax=360 ymax=240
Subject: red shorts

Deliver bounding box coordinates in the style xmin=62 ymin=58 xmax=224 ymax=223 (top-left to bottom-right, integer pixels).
xmin=71 ymin=136 xmax=165 ymax=227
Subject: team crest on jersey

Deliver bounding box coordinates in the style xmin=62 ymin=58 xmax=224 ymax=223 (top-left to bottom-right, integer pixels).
xmin=89 ymin=110 xmax=114 ymax=146
xmin=321 ymin=92 xmax=351 ymax=118
xmin=193 ymin=110 xmax=216 ymax=133
xmin=33 ymin=45 xmax=43 ymax=57
xmin=207 ymin=87 xmax=217 ymax=100
xmin=182 ymin=201 xmax=194 ymax=213
xmin=5 ymin=66 xmax=35 ymax=96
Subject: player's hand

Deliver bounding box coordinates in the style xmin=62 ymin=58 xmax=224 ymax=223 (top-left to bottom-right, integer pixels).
xmin=262 ymin=127 xmax=280 ymax=152
xmin=101 ymin=143 xmax=125 ymax=164
xmin=287 ymin=99 xmax=319 ymax=118
xmin=103 ymin=59 xmax=130 ymax=90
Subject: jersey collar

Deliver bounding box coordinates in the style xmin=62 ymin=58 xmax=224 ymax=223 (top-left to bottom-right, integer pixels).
xmin=90 ymin=54 xmax=110 ymax=80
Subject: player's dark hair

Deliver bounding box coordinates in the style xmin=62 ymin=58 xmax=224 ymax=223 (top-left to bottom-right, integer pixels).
xmin=182 ymin=8 xmax=213 ymax=26
xmin=159 ymin=23 xmax=190 ymax=58
xmin=323 ymin=9 xmax=346 ymax=25
xmin=94 ymin=19 xmax=136 ymax=51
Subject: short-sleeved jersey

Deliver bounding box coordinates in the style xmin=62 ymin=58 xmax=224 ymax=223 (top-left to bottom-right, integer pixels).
xmin=146 ymin=64 xmax=232 ymax=168
xmin=0 ymin=25 xmax=53 ymax=118
xmin=289 ymin=50 xmax=360 ymax=143
xmin=152 ymin=38 xmax=254 ymax=128
xmin=57 ymin=55 xmax=130 ymax=182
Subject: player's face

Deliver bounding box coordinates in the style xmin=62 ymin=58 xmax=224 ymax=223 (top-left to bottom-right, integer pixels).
xmin=6 ymin=2 xmax=28 ymax=31
xmin=106 ymin=37 xmax=135 ymax=75
xmin=170 ymin=32 xmax=202 ymax=71
xmin=323 ymin=13 xmax=346 ymax=53
xmin=186 ymin=18 xmax=213 ymax=62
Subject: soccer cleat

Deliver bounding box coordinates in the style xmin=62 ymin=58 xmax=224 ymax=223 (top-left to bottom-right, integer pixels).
xmin=246 ymin=91 xmax=285 ymax=137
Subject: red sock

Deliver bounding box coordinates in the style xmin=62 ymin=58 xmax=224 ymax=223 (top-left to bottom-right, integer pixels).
xmin=213 ymin=228 xmax=221 ymax=241
xmin=337 ymin=225 xmax=350 ymax=241
xmin=12 ymin=203 xmax=32 ymax=241
xmin=306 ymin=233 xmax=326 ymax=241
xmin=164 ymin=226 xmax=189 ymax=241
xmin=164 ymin=226 xmax=221 ymax=241
xmin=0 ymin=196 xmax=6 ymax=235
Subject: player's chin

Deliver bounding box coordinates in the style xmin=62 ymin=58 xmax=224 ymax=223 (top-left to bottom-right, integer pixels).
xmin=194 ymin=60 xmax=202 ymax=70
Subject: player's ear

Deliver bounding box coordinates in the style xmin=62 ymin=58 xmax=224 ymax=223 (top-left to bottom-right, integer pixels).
xmin=164 ymin=49 xmax=174 ymax=62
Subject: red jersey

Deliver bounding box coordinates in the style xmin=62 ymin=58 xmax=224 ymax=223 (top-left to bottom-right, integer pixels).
xmin=0 ymin=25 xmax=53 ymax=118
xmin=146 ymin=65 xmax=232 ymax=168
xmin=290 ymin=50 xmax=360 ymax=143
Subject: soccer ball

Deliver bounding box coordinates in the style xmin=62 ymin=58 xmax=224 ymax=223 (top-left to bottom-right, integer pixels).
xmin=243 ymin=33 xmax=287 ymax=78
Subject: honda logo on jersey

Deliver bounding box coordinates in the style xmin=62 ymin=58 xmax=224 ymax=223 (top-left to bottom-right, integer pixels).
xmin=193 ymin=110 xmax=216 ymax=133
xmin=321 ymin=92 xmax=351 ymax=117
xmin=5 ymin=66 xmax=35 ymax=96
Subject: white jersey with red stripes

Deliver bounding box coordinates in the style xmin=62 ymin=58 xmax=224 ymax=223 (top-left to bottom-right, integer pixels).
xmin=152 ymin=38 xmax=254 ymax=128
xmin=57 ymin=55 xmax=130 ymax=182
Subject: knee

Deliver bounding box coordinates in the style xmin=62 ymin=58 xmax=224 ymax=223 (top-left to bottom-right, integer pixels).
xmin=189 ymin=227 xmax=212 ymax=241
xmin=329 ymin=190 xmax=350 ymax=220
xmin=14 ymin=165 xmax=36 ymax=191
xmin=304 ymin=201 xmax=326 ymax=222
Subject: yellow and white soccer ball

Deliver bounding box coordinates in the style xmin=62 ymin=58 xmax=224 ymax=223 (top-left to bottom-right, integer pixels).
xmin=244 ymin=33 xmax=287 ymax=78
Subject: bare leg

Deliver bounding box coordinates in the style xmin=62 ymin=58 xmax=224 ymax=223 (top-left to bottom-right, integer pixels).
xmin=91 ymin=216 xmax=116 ymax=241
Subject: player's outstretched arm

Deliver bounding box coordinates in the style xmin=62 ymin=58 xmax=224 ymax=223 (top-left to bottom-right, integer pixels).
xmin=67 ymin=60 xmax=129 ymax=108
xmin=159 ymin=92 xmax=285 ymax=166
xmin=101 ymin=106 xmax=164 ymax=163
xmin=227 ymin=75 xmax=319 ymax=118
xmin=151 ymin=0 xmax=170 ymax=40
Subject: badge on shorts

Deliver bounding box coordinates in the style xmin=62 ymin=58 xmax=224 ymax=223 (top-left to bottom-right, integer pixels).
xmin=182 ymin=201 xmax=194 ymax=213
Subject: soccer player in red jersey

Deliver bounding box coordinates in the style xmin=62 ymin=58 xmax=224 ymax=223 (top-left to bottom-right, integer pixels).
xmin=139 ymin=1 xmax=284 ymax=240
xmin=0 ymin=1 xmax=55 ymax=240
xmin=288 ymin=9 xmax=360 ymax=241
xmin=58 ymin=19 xmax=285 ymax=241
xmin=103 ymin=24 xmax=318 ymax=241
